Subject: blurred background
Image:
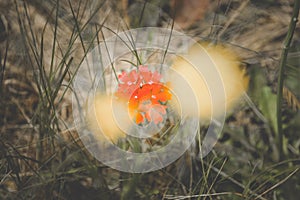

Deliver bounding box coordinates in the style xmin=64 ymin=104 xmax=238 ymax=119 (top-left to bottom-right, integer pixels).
xmin=0 ymin=0 xmax=299 ymax=199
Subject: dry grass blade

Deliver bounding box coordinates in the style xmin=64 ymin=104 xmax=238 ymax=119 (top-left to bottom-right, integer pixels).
xmin=254 ymin=168 xmax=300 ymax=200
xmin=283 ymin=86 xmax=300 ymax=111
xmin=217 ymin=0 xmax=250 ymax=41
xmin=164 ymin=192 xmax=244 ymax=200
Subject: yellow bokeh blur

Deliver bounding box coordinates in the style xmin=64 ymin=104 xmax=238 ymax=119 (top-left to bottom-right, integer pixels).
xmin=86 ymin=94 xmax=129 ymax=143
xmin=169 ymin=43 xmax=249 ymax=120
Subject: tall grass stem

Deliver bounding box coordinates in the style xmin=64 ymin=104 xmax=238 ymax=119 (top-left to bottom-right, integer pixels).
xmin=276 ymin=0 xmax=299 ymax=160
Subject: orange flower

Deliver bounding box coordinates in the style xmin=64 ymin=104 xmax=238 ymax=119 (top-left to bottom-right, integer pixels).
xmin=115 ymin=66 xmax=172 ymax=125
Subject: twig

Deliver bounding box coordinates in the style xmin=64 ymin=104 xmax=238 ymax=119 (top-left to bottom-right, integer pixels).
xmin=276 ymin=0 xmax=299 ymax=159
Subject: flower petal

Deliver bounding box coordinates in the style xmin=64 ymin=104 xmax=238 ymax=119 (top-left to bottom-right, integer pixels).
xmin=136 ymin=112 xmax=144 ymax=124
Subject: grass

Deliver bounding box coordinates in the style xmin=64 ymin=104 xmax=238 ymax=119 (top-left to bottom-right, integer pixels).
xmin=0 ymin=0 xmax=299 ymax=199
xmin=276 ymin=0 xmax=299 ymax=160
